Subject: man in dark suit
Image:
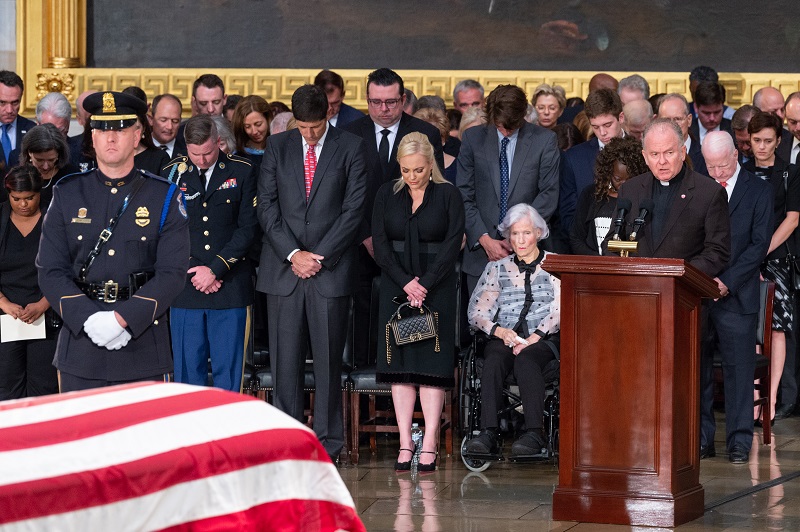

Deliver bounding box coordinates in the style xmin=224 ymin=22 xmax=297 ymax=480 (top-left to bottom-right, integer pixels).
xmin=343 ymin=68 xmax=443 ymax=367
xmin=148 ymin=94 xmax=184 ymax=158
xmin=0 ymin=70 xmax=36 ymax=168
xmin=658 ymin=93 xmax=709 ymax=176
xmin=689 ymin=82 xmax=733 ymax=146
xmin=699 ymin=131 xmax=773 ymax=463
xmin=457 ymin=84 xmax=560 ymax=293
xmin=67 ymin=90 xmax=96 ymax=172
xmin=174 ymin=74 xmax=227 ymax=158
xmin=558 ymin=88 xmax=625 ymax=251
xmin=7 ymin=91 xmax=72 ymax=168
xmin=776 ymin=91 xmax=798 ymax=165
xmin=732 ymin=105 xmax=758 ymax=165
xmin=616 ymin=118 xmax=730 ymax=278
xmin=162 ymin=115 xmax=258 ymax=393
xmin=314 ymin=69 xmax=364 ymax=129
xmin=258 ymin=84 xmax=366 ymax=460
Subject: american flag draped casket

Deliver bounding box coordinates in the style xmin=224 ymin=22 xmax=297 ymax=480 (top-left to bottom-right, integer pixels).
xmin=0 ymin=382 xmax=364 ymax=531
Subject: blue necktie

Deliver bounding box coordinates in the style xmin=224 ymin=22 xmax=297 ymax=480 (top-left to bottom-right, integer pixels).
xmin=0 ymin=124 xmax=11 ymax=166
xmin=499 ymin=136 xmax=510 ymax=224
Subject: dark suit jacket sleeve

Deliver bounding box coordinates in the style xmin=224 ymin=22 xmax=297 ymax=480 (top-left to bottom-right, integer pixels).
xmin=719 ymin=182 xmax=773 ymax=296
xmin=559 ymin=151 xmax=579 ymax=231
xmin=116 ymin=187 xmax=190 ymax=338
xmin=208 ymin=166 xmax=259 ymax=278
xmin=530 ymin=132 xmax=561 ymax=222
xmin=569 ymin=186 xmax=600 ymax=255
xmin=456 ymin=129 xmax=489 ymax=247
xmin=372 ymin=184 xmax=414 ymax=288
xmin=689 ymin=186 xmax=732 ymax=277
xmin=258 ymin=136 xmax=302 ymax=261
xmin=313 ymin=138 xmax=367 ymax=270
xmin=418 ymin=185 xmax=465 ymax=290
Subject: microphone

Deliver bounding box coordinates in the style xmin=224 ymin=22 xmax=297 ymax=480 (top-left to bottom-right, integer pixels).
xmin=629 ymin=199 xmax=654 ymax=241
xmin=611 ymin=198 xmax=631 ymax=240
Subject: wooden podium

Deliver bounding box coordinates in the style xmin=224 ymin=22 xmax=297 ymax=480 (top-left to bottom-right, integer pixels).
xmin=543 ymin=255 xmax=720 ymax=528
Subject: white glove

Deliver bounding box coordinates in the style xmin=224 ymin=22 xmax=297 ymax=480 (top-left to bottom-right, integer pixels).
xmin=105 ymin=329 xmax=132 ymax=350
xmin=84 ymin=311 xmax=126 ymax=347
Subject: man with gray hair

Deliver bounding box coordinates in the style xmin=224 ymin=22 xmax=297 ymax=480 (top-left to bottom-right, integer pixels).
xmin=622 ymin=99 xmax=653 ymax=141
xmin=618 ymin=74 xmax=650 ymax=104
xmin=453 ymin=79 xmax=485 ymax=112
xmin=616 ymin=118 xmax=730 ymax=278
xmin=657 ymin=92 xmax=708 ymax=175
xmin=7 ymin=91 xmax=73 ymax=167
xmin=699 ymin=130 xmax=773 ymax=463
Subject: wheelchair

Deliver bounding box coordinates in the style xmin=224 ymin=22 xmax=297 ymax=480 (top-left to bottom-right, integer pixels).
xmin=459 ymin=330 xmax=560 ymax=472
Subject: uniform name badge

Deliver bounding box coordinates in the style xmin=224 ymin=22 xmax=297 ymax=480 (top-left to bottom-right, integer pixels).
xmin=72 ymin=207 xmax=91 ymax=224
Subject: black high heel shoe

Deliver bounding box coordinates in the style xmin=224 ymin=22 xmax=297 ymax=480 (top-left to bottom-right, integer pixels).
xmin=417 ymin=451 xmax=438 ymax=473
xmin=394 ymin=447 xmax=415 ymax=472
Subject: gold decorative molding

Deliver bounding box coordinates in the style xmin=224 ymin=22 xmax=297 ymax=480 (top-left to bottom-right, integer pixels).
xmin=14 ymin=2 xmax=800 ymax=117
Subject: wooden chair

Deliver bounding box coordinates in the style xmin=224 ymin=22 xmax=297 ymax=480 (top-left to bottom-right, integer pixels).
xmin=712 ymin=280 xmax=774 ymax=444
xmin=348 ymin=275 xmax=458 ymax=465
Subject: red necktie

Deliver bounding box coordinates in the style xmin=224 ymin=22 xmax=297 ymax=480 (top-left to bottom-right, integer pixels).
xmin=304 ymin=144 xmax=317 ymax=200
xmin=720 ymin=180 xmax=727 ymax=187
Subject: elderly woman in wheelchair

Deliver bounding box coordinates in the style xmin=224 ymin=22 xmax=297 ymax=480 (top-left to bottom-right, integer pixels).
xmin=465 ymin=203 xmax=560 ymax=458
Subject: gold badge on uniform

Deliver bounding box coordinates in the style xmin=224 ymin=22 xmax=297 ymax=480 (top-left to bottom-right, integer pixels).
xmin=102 ymin=92 xmax=116 ymax=113
xmin=71 ymin=207 xmax=91 ymax=224
xmin=178 ymin=162 xmax=187 ymax=174
xmin=135 ymin=206 xmax=150 ymax=227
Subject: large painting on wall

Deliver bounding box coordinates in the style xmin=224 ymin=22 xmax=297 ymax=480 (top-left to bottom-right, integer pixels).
xmin=89 ymin=0 xmax=800 ymax=72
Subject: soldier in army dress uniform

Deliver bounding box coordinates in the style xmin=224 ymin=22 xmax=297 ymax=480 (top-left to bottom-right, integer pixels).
xmin=37 ymin=91 xmax=190 ymax=392
xmin=161 ymin=115 xmax=258 ymax=392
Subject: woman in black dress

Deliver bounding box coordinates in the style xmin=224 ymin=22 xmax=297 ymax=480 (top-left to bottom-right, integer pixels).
xmin=0 ymin=166 xmax=58 ymax=399
xmin=14 ymin=124 xmax=77 ymax=209
xmin=743 ymin=111 xmax=800 ymax=423
xmin=372 ymin=132 xmax=465 ymax=472
xmin=570 ymin=136 xmax=646 ymax=255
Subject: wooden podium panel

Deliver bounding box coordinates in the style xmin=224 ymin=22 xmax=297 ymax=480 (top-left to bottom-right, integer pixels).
xmin=544 ymin=255 xmax=719 ymax=527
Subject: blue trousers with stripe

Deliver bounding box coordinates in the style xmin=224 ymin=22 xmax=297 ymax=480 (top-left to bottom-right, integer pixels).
xmin=170 ymin=307 xmax=249 ymax=392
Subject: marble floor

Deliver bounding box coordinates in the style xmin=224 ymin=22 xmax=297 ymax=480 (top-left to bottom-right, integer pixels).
xmin=339 ymin=414 xmax=800 ymax=531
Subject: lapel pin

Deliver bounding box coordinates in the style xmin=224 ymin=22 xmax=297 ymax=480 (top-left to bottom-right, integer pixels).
xmin=681 ymin=194 xmax=686 ymax=199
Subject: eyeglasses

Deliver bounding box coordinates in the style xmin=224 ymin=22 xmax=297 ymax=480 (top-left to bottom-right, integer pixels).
xmin=367 ymin=99 xmax=402 ymax=110
xmin=666 ymin=115 xmax=688 ymax=124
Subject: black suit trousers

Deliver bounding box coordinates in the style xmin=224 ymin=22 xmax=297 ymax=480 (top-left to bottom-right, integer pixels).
xmin=701 ymin=304 xmax=757 ymax=452
xmin=266 ymin=281 xmax=349 ymax=457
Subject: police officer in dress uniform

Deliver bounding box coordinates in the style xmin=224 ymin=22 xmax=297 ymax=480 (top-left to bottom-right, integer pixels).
xmin=161 ymin=115 xmax=258 ymax=392
xmin=36 ymin=91 xmax=190 ymax=392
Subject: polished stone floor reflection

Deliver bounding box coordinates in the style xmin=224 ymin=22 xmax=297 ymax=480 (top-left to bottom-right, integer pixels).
xmin=341 ymin=414 xmax=800 ymax=530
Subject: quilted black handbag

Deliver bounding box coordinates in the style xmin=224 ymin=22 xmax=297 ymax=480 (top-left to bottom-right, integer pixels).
xmin=386 ymin=301 xmax=440 ymax=364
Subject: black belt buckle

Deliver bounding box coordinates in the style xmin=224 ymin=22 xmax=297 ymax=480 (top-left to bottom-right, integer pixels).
xmin=102 ymin=280 xmax=119 ymax=303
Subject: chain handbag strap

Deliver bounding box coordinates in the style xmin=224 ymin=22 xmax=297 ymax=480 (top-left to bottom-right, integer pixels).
xmin=78 ymin=176 xmax=146 ymax=281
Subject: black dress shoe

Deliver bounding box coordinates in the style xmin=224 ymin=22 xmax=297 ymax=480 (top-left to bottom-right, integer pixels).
xmin=699 ymin=444 xmax=716 ymax=459
xmin=465 ymin=429 xmax=499 ymax=454
xmin=511 ymin=430 xmax=547 ymax=457
xmin=775 ymin=403 xmax=796 ymax=420
xmin=728 ymin=445 xmax=749 ymax=464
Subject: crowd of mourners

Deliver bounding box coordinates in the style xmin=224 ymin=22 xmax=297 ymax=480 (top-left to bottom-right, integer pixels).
xmin=0 ymin=63 xmax=796 ymax=466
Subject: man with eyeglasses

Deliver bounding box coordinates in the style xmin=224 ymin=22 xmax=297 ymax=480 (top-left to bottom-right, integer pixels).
xmin=699 ymin=131 xmax=773 ymax=464
xmin=0 ymin=70 xmax=36 ymax=172
xmin=344 ymin=68 xmax=443 ymax=368
xmin=657 ymin=93 xmax=709 ymax=176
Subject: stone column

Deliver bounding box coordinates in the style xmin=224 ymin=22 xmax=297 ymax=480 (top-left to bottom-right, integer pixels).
xmin=46 ymin=0 xmax=85 ymax=68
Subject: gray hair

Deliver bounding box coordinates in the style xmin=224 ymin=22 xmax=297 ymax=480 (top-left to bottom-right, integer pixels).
xmin=524 ymin=104 xmax=538 ymax=125
xmin=270 ymin=111 xmax=293 ymax=135
xmin=453 ymin=79 xmax=484 ymax=101
xmin=622 ymin=99 xmax=653 ymax=125
xmin=642 ymin=117 xmax=684 ymax=147
xmin=210 ymin=115 xmax=235 ymax=154
xmin=658 ymin=93 xmax=690 ymax=115
xmin=618 ymin=74 xmax=651 ymax=100
xmin=701 ymin=130 xmax=735 ymax=158
xmin=499 ymin=204 xmax=549 ymax=241
xmin=417 ymin=95 xmax=446 ymax=114
xmin=36 ymin=91 xmax=72 ymax=122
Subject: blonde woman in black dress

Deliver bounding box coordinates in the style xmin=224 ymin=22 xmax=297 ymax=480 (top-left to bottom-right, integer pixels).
xmin=372 ymin=132 xmax=465 ymax=471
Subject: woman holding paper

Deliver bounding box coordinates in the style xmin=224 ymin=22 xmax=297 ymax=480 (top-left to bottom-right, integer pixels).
xmin=0 ymin=166 xmax=58 ymax=399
